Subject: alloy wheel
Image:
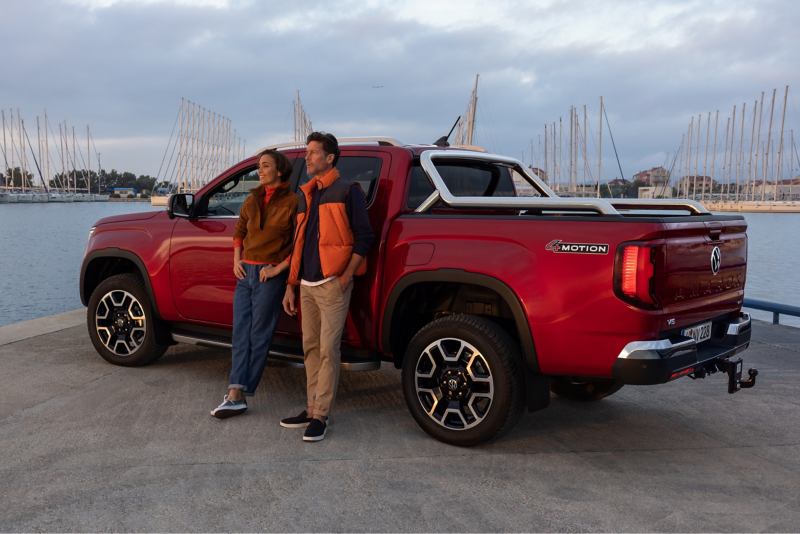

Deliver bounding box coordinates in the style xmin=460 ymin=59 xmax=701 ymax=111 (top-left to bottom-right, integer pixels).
xmin=414 ymin=338 xmax=494 ymax=430
xmin=95 ymin=290 xmax=147 ymax=356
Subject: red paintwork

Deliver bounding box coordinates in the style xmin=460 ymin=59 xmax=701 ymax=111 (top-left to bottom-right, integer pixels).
xmin=83 ymin=144 xmax=746 ymax=378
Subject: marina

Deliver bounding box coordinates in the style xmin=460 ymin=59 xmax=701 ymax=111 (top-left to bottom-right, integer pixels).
xmin=0 ymin=202 xmax=798 ymax=329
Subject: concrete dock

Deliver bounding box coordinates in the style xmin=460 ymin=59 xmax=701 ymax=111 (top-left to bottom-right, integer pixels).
xmin=1 ymin=311 xmax=798 ymax=532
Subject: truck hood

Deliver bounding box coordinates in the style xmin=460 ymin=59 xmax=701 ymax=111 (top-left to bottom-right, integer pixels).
xmin=94 ymin=211 xmax=161 ymax=226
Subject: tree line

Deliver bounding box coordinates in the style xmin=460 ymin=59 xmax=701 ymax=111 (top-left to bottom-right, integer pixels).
xmin=2 ymin=167 xmax=168 ymax=193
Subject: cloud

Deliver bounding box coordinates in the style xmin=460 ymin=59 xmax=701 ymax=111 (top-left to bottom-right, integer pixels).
xmin=1 ymin=0 xmax=798 ymax=183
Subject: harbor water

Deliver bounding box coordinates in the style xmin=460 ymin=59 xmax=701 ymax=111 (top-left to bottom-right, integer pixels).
xmin=0 ymin=204 xmax=798 ymax=328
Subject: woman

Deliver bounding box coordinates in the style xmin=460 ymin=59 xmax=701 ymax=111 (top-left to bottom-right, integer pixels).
xmin=211 ymin=149 xmax=298 ymax=418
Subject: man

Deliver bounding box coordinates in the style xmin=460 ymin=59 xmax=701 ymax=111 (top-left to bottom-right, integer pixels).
xmin=281 ymin=132 xmax=375 ymax=442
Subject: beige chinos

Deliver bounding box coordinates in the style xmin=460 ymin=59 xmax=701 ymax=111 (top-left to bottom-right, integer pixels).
xmin=300 ymin=278 xmax=353 ymax=418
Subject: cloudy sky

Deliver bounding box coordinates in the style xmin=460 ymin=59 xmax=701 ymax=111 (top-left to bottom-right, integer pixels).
xmin=3 ymin=0 xmax=799 ymax=184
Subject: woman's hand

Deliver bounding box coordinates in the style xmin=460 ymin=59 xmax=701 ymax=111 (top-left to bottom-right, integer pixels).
xmin=259 ymin=265 xmax=280 ymax=282
xmin=234 ymin=260 xmax=246 ymax=280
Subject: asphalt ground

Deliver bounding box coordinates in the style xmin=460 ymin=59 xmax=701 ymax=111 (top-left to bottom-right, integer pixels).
xmin=1 ymin=313 xmax=799 ymax=532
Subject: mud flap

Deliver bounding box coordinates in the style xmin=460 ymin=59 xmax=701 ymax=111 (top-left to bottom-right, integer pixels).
xmin=525 ymin=370 xmax=551 ymax=413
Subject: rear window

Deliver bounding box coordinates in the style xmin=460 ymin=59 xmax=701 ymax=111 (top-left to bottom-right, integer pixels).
xmin=407 ymin=161 xmax=515 ymax=209
xmin=297 ymin=156 xmax=382 ymax=204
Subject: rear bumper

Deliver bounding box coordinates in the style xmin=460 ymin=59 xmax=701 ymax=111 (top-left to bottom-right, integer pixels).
xmin=612 ymin=312 xmax=751 ymax=385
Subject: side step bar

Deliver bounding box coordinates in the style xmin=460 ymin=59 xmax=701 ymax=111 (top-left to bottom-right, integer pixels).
xmin=171 ymin=330 xmax=382 ymax=371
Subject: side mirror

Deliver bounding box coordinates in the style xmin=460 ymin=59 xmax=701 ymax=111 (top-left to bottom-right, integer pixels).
xmin=167 ymin=193 xmax=194 ymax=219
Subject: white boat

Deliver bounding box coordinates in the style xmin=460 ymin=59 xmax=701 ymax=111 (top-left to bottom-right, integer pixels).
xmin=16 ymin=194 xmax=33 ymax=203
xmin=48 ymin=193 xmax=67 ymax=202
xmin=71 ymin=194 xmax=85 ymax=202
xmin=7 ymin=194 xmax=18 ymax=203
xmin=0 ymin=193 xmax=9 ymax=204
xmin=83 ymin=194 xmax=95 ymax=202
xmin=151 ymin=196 xmax=169 ymax=206
xmin=94 ymin=194 xmax=109 ymax=202
xmin=33 ymin=193 xmax=49 ymax=203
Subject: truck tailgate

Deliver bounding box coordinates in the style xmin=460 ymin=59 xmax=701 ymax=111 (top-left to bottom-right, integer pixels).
xmin=659 ymin=218 xmax=747 ymax=331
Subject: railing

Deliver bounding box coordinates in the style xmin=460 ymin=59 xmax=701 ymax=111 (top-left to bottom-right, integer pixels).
xmin=743 ymin=298 xmax=800 ymax=325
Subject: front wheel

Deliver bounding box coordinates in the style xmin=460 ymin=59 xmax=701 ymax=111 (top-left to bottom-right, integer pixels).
xmin=402 ymin=315 xmax=526 ymax=447
xmin=87 ymin=273 xmax=169 ymax=367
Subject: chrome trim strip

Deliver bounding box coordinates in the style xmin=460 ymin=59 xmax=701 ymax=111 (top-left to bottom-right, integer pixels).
xmin=727 ymin=312 xmax=751 ymax=335
xmin=254 ymin=137 xmax=403 ymax=154
xmin=606 ymin=198 xmax=710 ymax=215
xmin=171 ymin=333 xmax=381 ymax=371
xmin=617 ymin=338 xmax=696 ymax=360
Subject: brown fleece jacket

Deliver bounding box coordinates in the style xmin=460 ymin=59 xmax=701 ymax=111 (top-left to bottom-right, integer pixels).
xmin=232 ymin=180 xmax=299 ymax=265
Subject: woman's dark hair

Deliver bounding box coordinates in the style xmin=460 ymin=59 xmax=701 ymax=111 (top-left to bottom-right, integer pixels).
xmin=258 ymin=149 xmax=293 ymax=182
xmin=306 ymin=131 xmax=340 ymax=167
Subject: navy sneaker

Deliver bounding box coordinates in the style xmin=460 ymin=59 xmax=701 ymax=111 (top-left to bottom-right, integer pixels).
xmin=210 ymin=395 xmax=247 ymax=419
xmin=303 ymin=418 xmax=327 ymax=442
xmin=280 ymin=410 xmax=312 ymax=428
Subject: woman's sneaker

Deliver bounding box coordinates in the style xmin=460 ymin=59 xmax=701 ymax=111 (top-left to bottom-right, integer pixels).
xmin=280 ymin=410 xmax=312 ymax=428
xmin=210 ymin=395 xmax=247 ymax=419
xmin=303 ymin=418 xmax=327 ymax=442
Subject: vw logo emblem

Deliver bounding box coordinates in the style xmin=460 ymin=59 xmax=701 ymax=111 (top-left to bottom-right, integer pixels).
xmin=447 ymin=378 xmax=459 ymax=391
xmin=711 ymin=246 xmax=721 ymax=275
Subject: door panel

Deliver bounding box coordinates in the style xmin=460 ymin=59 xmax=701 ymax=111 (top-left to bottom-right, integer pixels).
xmin=170 ymin=218 xmax=239 ymax=324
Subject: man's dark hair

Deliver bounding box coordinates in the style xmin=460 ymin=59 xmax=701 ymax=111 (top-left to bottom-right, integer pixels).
xmin=306 ymin=131 xmax=340 ymax=167
xmin=257 ymin=149 xmax=293 ymax=182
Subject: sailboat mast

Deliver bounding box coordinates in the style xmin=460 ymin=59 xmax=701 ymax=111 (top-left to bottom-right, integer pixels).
xmin=726 ymin=105 xmax=735 ymax=201
xmin=44 ymin=109 xmax=49 ymax=191
xmin=568 ymin=107 xmax=573 ymax=191
xmin=721 ymin=118 xmax=730 ymax=202
xmin=736 ymin=103 xmax=745 ymax=201
xmin=72 ymin=126 xmax=77 ymax=192
xmin=774 ymin=85 xmax=789 ymax=201
xmin=10 ymin=110 xmax=14 ymax=190
xmin=761 ymin=89 xmax=776 ymax=201
xmin=1 ymin=111 xmax=7 ymax=190
xmin=178 ymin=98 xmax=184 ymax=192
xmin=583 ymin=105 xmax=587 ymax=194
xmin=87 ymin=125 xmax=91 ymax=194
xmin=36 ymin=117 xmax=42 ymax=190
xmin=597 ymin=97 xmax=602 ymax=198
xmin=746 ymin=101 xmax=757 ymax=201
xmin=702 ymin=113 xmax=710 ymax=201
xmin=693 ymin=115 xmax=700 ymax=200
xmin=20 ymin=112 xmax=26 ymax=193
xmin=752 ymin=93 xmax=764 ymax=200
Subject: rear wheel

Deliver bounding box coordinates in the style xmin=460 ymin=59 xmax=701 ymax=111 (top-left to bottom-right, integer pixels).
xmin=87 ymin=273 xmax=169 ymax=367
xmin=402 ymin=315 xmax=525 ymax=447
xmin=550 ymin=377 xmax=624 ymax=401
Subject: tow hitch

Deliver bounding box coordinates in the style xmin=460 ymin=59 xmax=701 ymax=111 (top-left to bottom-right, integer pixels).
xmin=722 ymin=358 xmax=758 ymax=394
xmin=690 ymin=357 xmax=757 ymax=393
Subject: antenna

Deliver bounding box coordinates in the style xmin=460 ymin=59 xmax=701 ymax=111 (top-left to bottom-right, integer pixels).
xmin=433 ymin=116 xmax=461 ymax=147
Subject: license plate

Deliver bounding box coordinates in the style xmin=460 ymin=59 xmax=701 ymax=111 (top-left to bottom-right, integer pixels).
xmin=682 ymin=321 xmax=712 ymax=343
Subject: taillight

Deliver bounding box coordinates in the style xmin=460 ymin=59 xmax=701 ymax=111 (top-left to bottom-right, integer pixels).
xmin=615 ymin=241 xmax=662 ymax=308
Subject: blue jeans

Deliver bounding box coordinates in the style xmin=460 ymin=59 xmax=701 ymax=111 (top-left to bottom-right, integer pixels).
xmin=229 ymin=263 xmax=286 ymax=397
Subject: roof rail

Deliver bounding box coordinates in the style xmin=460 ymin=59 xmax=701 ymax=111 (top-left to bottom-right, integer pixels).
xmin=252 ymin=137 xmax=404 ymax=156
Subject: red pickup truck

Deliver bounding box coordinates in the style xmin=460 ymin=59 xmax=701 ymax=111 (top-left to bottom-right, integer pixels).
xmin=80 ymin=137 xmax=755 ymax=446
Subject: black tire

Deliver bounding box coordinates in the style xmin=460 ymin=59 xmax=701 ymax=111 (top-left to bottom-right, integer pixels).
xmin=401 ymin=315 xmax=526 ymax=447
xmin=550 ymin=377 xmax=624 ymax=401
xmin=87 ymin=273 xmax=169 ymax=367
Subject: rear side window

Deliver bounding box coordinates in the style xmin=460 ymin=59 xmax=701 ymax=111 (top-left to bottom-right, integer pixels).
xmin=407 ymin=161 xmax=515 ymax=209
xmin=297 ymin=156 xmax=382 ymax=205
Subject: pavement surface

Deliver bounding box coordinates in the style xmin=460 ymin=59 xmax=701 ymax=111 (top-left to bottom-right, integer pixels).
xmin=1 ymin=312 xmax=799 ymax=532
